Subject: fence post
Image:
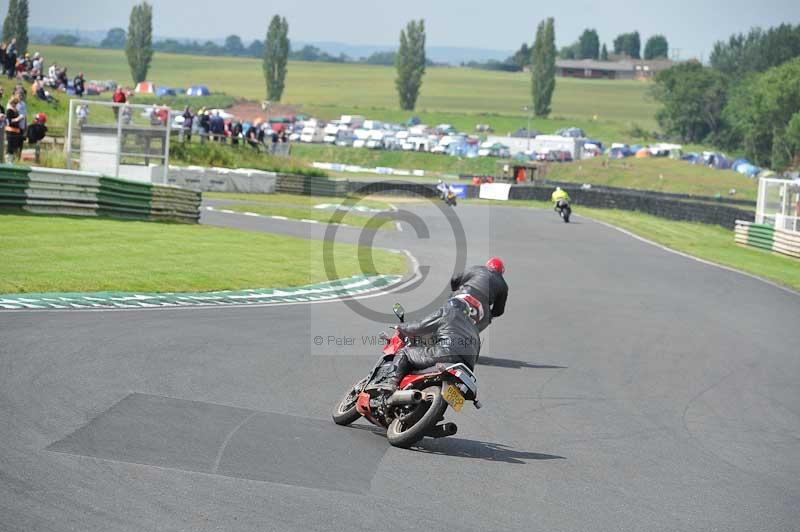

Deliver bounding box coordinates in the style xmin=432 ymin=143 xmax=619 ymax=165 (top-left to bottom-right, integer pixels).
xmin=34 ymin=142 xmax=41 ymax=164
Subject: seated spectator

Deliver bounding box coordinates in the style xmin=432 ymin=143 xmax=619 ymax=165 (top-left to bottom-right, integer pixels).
xmin=231 ymin=120 xmax=242 ymax=145
xmin=57 ymin=67 xmax=68 ymax=89
xmin=32 ymin=78 xmax=54 ymax=103
xmin=31 ymin=52 xmax=43 ymax=76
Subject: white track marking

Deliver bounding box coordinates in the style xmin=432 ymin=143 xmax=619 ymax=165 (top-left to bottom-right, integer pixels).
xmin=578 ymin=213 xmax=800 ymax=297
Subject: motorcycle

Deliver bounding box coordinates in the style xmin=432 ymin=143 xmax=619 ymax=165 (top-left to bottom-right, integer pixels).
xmin=445 ymin=190 xmax=458 ymax=207
xmin=332 ymin=303 xmax=481 ymax=448
xmin=555 ymin=199 xmax=571 ymax=223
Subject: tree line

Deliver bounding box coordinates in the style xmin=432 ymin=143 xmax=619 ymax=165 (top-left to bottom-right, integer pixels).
xmin=652 ymin=23 xmax=800 ymax=170
xmin=470 ymin=29 xmax=668 ymax=72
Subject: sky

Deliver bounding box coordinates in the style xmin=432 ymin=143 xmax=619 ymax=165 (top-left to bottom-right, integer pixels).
xmin=15 ymin=0 xmax=800 ymax=61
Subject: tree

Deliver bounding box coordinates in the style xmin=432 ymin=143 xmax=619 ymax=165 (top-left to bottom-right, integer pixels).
xmin=710 ymin=24 xmax=800 ymax=78
xmin=600 ymin=43 xmax=609 ymax=61
xmin=644 ymin=35 xmax=669 ymax=59
xmin=651 ymin=61 xmax=729 ymax=143
xmin=531 ymin=18 xmax=556 ymax=117
xmin=224 ymin=34 xmax=245 ymax=56
xmin=395 ymin=19 xmax=426 ymax=110
xmin=2 ymin=0 xmax=17 ymax=44
xmin=613 ymin=31 xmax=641 ymax=59
xmin=559 ymin=44 xmax=577 ymax=59
xmin=723 ymin=57 xmax=800 ymax=169
xmin=510 ymin=42 xmax=531 ymax=69
xmin=365 ymin=50 xmax=396 ymax=66
xmin=14 ymin=0 xmax=27 ymax=53
xmin=247 ymin=39 xmax=264 ymax=58
xmin=125 ymin=2 xmax=154 ymax=83
xmin=101 ymin=28 xmax=126 ymax=49
xmin=263 ymin=15 xmax=290 ymax=101
xmin=578 ymin=29 xmax=600 ymax=60
xmin=50 ymin=34 xmax=79 ymax=47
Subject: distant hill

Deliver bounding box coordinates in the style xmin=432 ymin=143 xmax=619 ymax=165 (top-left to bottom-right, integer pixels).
xmin=30 ymin=27 xmax=511 ymax=65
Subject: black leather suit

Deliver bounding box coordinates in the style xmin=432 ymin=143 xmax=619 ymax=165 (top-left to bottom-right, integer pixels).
xmin=387 ymin=299 xmax=481 ymax=387
xmin=451 ymin=265 xmax=508 ymax=331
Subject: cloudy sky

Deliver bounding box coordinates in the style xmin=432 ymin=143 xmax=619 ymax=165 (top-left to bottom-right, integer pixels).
xmin=16 ymin=0 xmax=800 ymax=60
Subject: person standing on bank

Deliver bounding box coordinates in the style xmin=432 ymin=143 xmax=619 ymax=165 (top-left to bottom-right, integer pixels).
xmin=5 ymin=97 xmax=24 ymax=161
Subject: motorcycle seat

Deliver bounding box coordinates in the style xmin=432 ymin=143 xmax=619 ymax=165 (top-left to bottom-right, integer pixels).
xmin=411 ymin=365 xmax=442 ymax=375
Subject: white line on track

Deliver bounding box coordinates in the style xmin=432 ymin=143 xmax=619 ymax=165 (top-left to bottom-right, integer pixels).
xmin=579 ymin=214 xmax=800 ymax=297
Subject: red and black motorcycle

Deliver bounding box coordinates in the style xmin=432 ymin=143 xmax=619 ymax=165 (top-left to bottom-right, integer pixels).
xmin=332 ymin=303 xmax=482 ymax=448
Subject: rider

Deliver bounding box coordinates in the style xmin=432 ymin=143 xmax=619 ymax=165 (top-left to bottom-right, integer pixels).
xmin=551 ymin=186 xmax=571 ymax=211
xmin=377 ymin=297 xmax=481 ymax=393
xmin=436 ymin=179 xmax=448 ymax=200
xmin=450 ymin=257 xmax=508 ymax=332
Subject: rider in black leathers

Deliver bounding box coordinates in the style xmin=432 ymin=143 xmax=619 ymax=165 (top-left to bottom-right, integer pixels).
xmin=450 ymin=257 xmax=508 ymax=332
xmin=377 ymin=298 xmax=481 ymax=393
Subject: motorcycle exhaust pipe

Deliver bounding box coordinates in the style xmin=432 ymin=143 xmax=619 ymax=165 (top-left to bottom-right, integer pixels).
xmin=386 ymin=389 xmax=423 ymax=407
xmin=427 ymin=422 xmax=458 ymax=438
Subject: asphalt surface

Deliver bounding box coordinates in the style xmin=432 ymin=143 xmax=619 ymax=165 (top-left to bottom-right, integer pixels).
xmin=1 ymin=201 xmax=798 ymax=532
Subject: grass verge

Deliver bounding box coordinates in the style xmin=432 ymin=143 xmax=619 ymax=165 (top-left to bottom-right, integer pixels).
xmin=0 ymin=214 xmax=406 ymax=293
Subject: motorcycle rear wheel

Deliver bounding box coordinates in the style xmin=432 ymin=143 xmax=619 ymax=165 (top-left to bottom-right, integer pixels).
xmin=332 ymin=379 xmax=365 ymax=426
xmin=386 ymin=385 xmax=447 ymax=448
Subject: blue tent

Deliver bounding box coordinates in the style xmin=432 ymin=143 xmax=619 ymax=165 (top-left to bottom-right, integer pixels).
xmin=156 ymin=87 xmax=177 ymax=97
xmin=186 ymin=85 xmax=210 ymax=97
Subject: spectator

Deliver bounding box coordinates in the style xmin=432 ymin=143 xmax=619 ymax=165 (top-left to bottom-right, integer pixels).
xmin=26 ymin=112 xmax=48 ymax=147
xmin=5 ymin=38 xmax=17 ymax=79
xmin=32 ymin=78 xmax=53 ymax=103
xmin=47 ymin=63 xmax=57 ymax=86
xmin=31 ymin=52 xmax=43 ymax=77
xmin=0 ymin=44 xmax=6 ymax=75
xmin=181 ymin=106 xmax=194 ymax=141
xmin=76 ymin=103 xmax=89 ymax=126
xmin=245 ymin=124 xmax=259 ymax=150
xmin=198 ymin=108 xmax=211 ymax=140
xmin=112 ymin=86 xmax=127 ymax=119
xmin=210 ymin=111 xmax=225 ymax=142
xmin=4 ymin=96 xmax=24 ymax=161
xmin=73 ymin=72 xmax=85 ymax=97
xmin=57 ymin=67 xmax=68 ymax=89
xmin=156 ymin=105 xmax=169 ymax=126
xmin=231 ymin=120 xmax=242 ymax=145
xmin=280 ymin=130 xmax=288 ymax=143
xmin=14 ymin=86 xmax=27 ymax=133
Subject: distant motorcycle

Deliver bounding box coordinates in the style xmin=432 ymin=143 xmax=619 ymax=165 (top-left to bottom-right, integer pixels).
xmin=332 ymin=303 xmax=481 ymax=448
xmin=445 ymin=190 xmax=458 ymax=207
xmin=555 ymin=199 xmax=571 ymax=223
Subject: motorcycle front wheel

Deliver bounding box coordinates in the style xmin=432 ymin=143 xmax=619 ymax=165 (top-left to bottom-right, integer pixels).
xmin=332 ymin=378 xmax=366 ymax=426
xmin=386 ymin=385 xmax=447 ymax=448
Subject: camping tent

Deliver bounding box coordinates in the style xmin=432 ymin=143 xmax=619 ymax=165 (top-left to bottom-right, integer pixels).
xmin=635 ymin=148 xmax=651 ymax=158
xmin=156 ymin=87 xmax=176 ymax=97
xmin=134 ymin=81 xmax=155 ymax=94
xmin=186 ymin=85 xmax=210 ymax=96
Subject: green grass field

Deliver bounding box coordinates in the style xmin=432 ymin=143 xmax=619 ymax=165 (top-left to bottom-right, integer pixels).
xmin=0 ymin=214 xmax=406 ymax=293
xmin=545 ymin=157 xmax=758 ymax=201
xmin=35 ymin=44 xmax=659 ymax=143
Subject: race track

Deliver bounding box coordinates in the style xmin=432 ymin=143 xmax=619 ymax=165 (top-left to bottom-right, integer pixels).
xmin=1 ymin=202 xmax=798 ymax=532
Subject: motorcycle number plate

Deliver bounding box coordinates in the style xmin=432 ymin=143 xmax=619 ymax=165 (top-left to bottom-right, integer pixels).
xmin=442 ymin=384 xmax=465 ymax=412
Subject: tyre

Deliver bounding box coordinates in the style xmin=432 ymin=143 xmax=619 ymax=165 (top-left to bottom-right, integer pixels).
xmin=386 ymin=385 xmax=447 ymax=448
xmin=332 ymin=379 xmax=366 ymax=426
xmin=563 ymin=208 xmax=571 ymax=223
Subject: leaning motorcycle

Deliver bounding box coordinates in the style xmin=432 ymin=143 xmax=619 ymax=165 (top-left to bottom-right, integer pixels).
xmin=555 ymin=199 xmax=571 ymax=223
xmin=332 ymin=303 xmax=481 ymax=448
xmin=445 ymin=190 xmax=458 ymax=207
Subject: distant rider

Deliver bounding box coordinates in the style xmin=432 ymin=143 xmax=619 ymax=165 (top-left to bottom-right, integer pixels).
xmin=450 ymin=257 xmax=508 ymax=332
xmin=377 ymin=297 xmax=481 ymax=393
xmin=436 ymin=179 xmax=448 ymax=200
xmin=551 ymin=186 xmax=571 ymax=211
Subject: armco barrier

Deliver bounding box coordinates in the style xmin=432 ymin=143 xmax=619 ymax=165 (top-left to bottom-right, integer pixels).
xmin=735 ymin=220 xmax=800 ymax=259
xmin=508 ymin=184 xmax=754 ymax=229
xmin=167 ymin=166 xmax=277 ymax=193
xmin=0 ymin=165 xmax=200 ymax=223
xmin=276 ymin=174 xmax=348 ymax=197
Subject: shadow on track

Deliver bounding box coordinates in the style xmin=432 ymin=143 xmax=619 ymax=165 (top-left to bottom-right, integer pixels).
xmin=418 ymin=438 xmax=565 ymax=464
xmin=478 ymin=356 xmax=566 ymax=370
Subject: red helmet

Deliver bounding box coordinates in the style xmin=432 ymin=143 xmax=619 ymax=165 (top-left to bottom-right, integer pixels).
xmin=486 ymin=257 xmax=505 ymax=274
xmin=35 ymin=112 xmax=47 ymax=124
